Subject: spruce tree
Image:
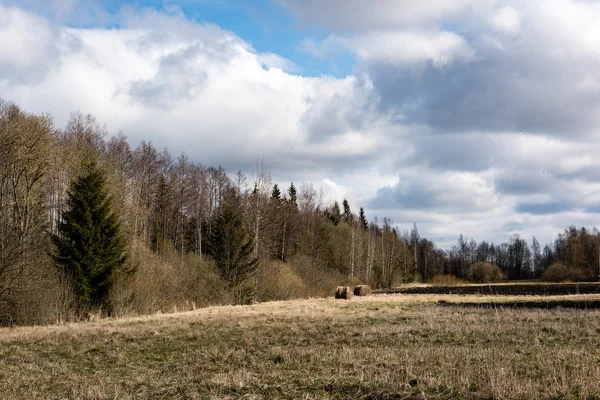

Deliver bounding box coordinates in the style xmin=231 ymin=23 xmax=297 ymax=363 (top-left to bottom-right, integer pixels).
xmin=52 ymin=163 xmax=126 ymax=312
xmin=151 ymin=174 xmax=171 ymax=253
xmin=327 ymin=201 xmax=342 ymax=226
xmin=288 ymin=182 xmax=297 ymax=208
xmin=342 ymin=199 xmax=352 ymax=222
xmin=271 ymin=183 xmax=281 ymax=200
xmin=359 ymin=207 xmax=368 ymax=230
xmin=208 ymin=201 xmax=259 ymax=294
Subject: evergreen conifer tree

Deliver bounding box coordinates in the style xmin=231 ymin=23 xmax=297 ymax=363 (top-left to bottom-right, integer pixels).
xmin=328 ymin=201 xmax=342 ymax=226
xmin=342 ymin=199 xmax=352 ymax=222
xmin=208 ymin=201 xmax=259 ymax=295
xmin=271 ymin=183 xmax=281 ymax=200
xmin=359 ymin=207 xmax=368 ymax=230
xmin=52 ymin=163 xmax=126 ymax=312
xmin=288 ymin=182 xmax=297 ymax=208
xmin=151 ymin=174 xmax=171 ymax=253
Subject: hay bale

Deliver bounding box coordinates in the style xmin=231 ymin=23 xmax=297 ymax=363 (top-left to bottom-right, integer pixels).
xmin=353 ymin=285 xmax=372 ymax=296
xmin=334 ymin=286 xmax=352 ymax=300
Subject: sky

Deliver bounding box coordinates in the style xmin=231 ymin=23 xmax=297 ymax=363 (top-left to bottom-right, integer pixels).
xmin=2 ymin=0 xmax=600 ymax=248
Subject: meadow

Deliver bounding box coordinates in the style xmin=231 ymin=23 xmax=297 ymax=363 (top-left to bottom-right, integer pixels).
xmin=1 ymin=292 xmax=600 ymax=399
xmin=376 ymin=282 xmax=600 ymax=296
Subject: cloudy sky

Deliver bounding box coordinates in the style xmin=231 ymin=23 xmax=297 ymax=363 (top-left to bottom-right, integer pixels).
xmin=2 ymin=0 xmax=600 ymax=248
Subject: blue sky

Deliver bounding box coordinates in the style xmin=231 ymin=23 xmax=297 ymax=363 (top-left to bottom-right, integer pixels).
xmin=3 ymin=0 xmax=600 ymax=248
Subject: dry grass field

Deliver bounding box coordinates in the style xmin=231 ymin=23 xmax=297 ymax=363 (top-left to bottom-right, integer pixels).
xmin=1 ymin=294 xmax=600 ymax=399
xmin=376 ymin=282 xmax=600 ymax=296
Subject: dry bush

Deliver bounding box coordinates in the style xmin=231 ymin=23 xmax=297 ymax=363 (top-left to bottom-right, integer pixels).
xmin=288 ymin=254 xmax=349 ymax=298
xmin=256 ymin=260 xmax=307 ymax=302
xmin=353 ymin=285 xmax=372 ymax=296
xmin=4 ymin=256 xmax=79 ymax=326
xmin=110 ymin=240 xmax=230 ymax=317
xmin=346 ymin=275 xmax=362 ymax=287
xmin=334 ymin=286 xmax=352 ymax=299
xmin=540 ymin=262 xmax=586 ymax=282
xmin=468 ymin=262 xmax=504 ymax=283
xmin=430 ymin=274 xmax=464 ymax=286
xmin=256 ymin=258 xmax=365 ymax=302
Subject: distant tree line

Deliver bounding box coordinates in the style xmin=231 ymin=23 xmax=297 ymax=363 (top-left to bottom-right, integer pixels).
xmin=440 ymin=228 xmax=600 ymax=282
xmin=0 ymin=99 xmax=599 ymax=324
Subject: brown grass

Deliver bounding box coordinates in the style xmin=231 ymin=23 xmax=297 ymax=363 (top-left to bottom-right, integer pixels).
xmin=1 ymin=294 xmax=600 ymax=399
xmin=430 ymin=274 xmax=465 ymax=286
xmin=378 ymin=282 xmax=600 ymax=296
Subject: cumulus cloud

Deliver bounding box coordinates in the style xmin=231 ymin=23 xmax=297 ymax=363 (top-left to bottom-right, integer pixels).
xmin=352 ymin=31 xmax=474 ymax=68
xmin=302 ymin=30 xmax=474 ymax=69
xmin=491 ymin=5 xmax=521 ymax=35
xmin=370 ymin=169 xmax=499 ymax=213
xmin=5 ymin=0 xmax=600 ymax=247
xmin=1 ymin=5 xmax=395 ymax=182
xmin=296 ymin=1 xmax=600 ymax=136
xmin=127 ymin=45 xmax=210 ymax=109
xmin=0 ymin=5 xmax=78 ymax=83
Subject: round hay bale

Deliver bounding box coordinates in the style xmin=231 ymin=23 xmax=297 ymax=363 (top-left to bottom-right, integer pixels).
xmin=353 ymin=285 xmax=372 ymax=296
xmin=334 ymin=286 xmax=352 ymax=300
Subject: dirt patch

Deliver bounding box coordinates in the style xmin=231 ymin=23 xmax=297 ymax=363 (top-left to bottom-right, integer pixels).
xmin=377 ymin=283 xmax=600 ymax=296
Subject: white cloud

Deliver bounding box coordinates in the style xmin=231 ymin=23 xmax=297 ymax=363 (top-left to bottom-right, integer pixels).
xmin=1 ymin=5 xmax=394 ymax=182
xmin=0 ymin=6 xmax=61 ymax=75
xmin=351 ymin=31 xmax=475 ymax=68
xmin=302 ymin=30 xmax=474 ymax=71
xmin=5 ymin=0 xmax=600 ymax=248
xmin=256 ymin=53 xmax=298 ymax=73
xmin=491 ymin=6 xmax=520 ymax=35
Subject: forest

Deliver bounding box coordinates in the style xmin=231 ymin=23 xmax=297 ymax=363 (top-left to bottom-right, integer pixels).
xmin=1 ymin=98 xmax=599 ymax=325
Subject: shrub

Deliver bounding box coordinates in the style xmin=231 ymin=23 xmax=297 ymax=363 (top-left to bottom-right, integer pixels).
xmin=431 ymin=274 xmax=463 ymax=286
xmin=110 ymin=239 xmax=230 ymax=317
xmin=3 ymin=256 xmax=79 ymax=325
xmin=540 ymin=262 xmax=586 ymax=282
xmin=256 ymin=260 xmax=307 ymax=302
xmin=288 ymin=254 xmax=348 ymax=298
xmin=467 ymin=262 xmax=504 ymax=283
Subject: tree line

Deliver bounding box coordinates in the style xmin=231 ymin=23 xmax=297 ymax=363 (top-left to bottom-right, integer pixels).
xmin=442 ymin=228 xmax=600 ymax=282
xmin=0 ymin=99 xmax=598 ymax=324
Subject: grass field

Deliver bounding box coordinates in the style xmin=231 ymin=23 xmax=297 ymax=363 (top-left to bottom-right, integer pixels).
xmin=2 ymin=294 xmax=600 ymax=399
xmin=376 ymin=282 xmax=600 ymax=296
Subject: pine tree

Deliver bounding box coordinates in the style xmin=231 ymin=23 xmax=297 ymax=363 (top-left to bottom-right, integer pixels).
xmin=52 ymin=163 xmax=126 ymax=312
xmin=208 ymin=201 xmax=259 ymax=295
xmin=359 ymin=207 xmax=368 ymax=230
